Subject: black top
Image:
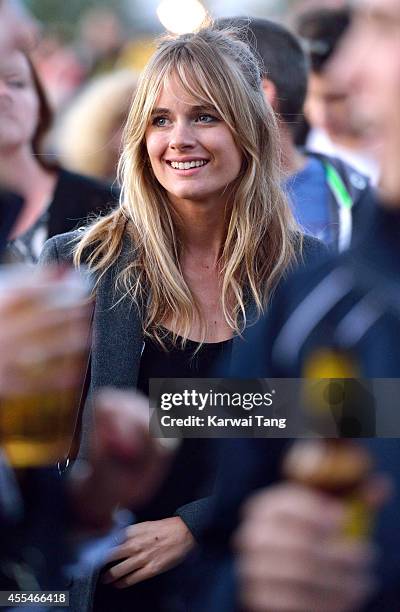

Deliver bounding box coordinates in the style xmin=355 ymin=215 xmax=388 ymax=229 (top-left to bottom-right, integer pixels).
xmin=0 ymin=189 xmax=23 ymax=258
xmin=5 ymin=168 xmax=118 ymax=263
xmin=137 ymin=332 xmax=234 ymax=396
xmin=47 ymin=168 xmax=118 ymax=238
xmin=96 ymin=334 xmax=233 ymax=612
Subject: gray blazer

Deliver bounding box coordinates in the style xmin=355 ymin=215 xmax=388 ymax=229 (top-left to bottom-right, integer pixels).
xmin=39 ymin=229 xmax=327 ymax=611
xmin=39 ymin=230 xmax=234 ymax=611
xmin=39 ymin=229 xmax=253 ymax=456
xmin=40 ymin=230 xmax=144 ymax=454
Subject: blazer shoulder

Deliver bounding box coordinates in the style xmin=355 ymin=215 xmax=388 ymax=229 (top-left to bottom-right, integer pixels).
xmin=39 ymin=229 xmax=83 ymax=266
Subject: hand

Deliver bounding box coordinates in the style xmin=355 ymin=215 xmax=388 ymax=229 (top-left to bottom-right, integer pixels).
xmin=70 ymin=389 xmax=173 ymax=530
xmin=0 ymin=271 xmax=90 ymax=395
xmin=234 ymin=483 xmax=377 ymax=612
xmin=102 ymin=516 xmax=196 ymax=588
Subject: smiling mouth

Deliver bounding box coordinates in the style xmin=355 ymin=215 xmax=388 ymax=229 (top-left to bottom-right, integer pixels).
xmin=166 ymin=160 xmax=209 ymax=170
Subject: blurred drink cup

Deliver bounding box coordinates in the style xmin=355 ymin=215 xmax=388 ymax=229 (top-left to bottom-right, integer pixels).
xmin=0 ymin=264 xmax=91 ymax=468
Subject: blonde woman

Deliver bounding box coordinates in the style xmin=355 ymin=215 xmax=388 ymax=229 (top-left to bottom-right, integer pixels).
xmin=40 ymin=25 xmax=324 ymax=612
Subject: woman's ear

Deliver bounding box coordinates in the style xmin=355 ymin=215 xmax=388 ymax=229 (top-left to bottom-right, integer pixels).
xmin=261 ymin=78 xmax=278 ymax=111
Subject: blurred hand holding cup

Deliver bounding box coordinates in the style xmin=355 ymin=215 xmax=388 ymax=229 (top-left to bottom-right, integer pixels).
xmin=0 ymin=264 xmax=91 ymax=468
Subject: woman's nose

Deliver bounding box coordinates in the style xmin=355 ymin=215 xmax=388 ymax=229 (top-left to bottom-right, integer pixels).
xmin=169 ymin=119 xmax=196 ymax=150
xmin=0 ymin=82 xmax=12 ymax=101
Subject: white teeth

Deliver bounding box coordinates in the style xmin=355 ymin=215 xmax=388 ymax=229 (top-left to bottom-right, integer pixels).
xmin=170 ymin=160 xmax=207 ymax=169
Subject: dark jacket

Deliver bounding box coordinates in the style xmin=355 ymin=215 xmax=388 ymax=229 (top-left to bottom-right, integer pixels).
xmin=198 ymin=203 xmax=400 ymax=612
xmin=0 ymin=188 xmax=24 ymax=256
xmin=47 ymin=168 xmax=118 ymax=239
xmin=40 ymin=229 xmax=326 ymax=611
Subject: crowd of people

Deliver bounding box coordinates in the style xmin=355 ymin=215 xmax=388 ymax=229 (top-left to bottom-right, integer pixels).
xmin=1 ymin=0 xmax=400 ymax=610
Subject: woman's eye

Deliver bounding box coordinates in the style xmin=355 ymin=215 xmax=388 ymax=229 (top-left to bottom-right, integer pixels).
xmin=152 ymin=116 xmax=169 ymax=127
xmin=7 ymin=80 xmax=25 ymax=89
xmin=196 ymin=114 xmax=216 ymax=124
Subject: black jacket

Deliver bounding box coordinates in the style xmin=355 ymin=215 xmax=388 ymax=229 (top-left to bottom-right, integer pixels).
xmin=0 ymin=189 xmax=23 ymax=256
xmin=198 ymin=203 xmax=400 ymax=612
xmin=47 ymin=168 xmax=119 ymax=238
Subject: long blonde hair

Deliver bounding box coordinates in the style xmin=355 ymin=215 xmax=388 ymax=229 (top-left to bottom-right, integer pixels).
xmin=74 ymin=26 xmax=300 ymax=345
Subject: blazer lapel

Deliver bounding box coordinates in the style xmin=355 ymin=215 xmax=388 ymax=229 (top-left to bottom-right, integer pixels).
xmin=90 ymin=238 xmax=144 ymax=391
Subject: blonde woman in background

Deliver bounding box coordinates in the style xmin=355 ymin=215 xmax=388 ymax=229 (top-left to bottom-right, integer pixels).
xmin=40 ymin=25 xmax=325 ymax=612
xmin=55 ymin=69 xmax=139 ymax=181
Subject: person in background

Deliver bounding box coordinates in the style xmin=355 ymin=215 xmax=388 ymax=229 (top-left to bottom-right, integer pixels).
xmin=198 ymin=1 xmax=400 ymax=610
xmin=296 ymin=6 xmax=380 ymax=185
xmin=0 ymin=0 xmax=35 ymax=248
xmin=75 ymin=7 xmax=127 ymax=79
xmin=218 ymin=17 xmax=375 ymax=251
xmin=31 ymin=28 xmax=86 ymax=110
xmin=0 ymin=47 xmax=118 ymax=263
xmin=0 ymin=0 xmax=38 ymax=52
xmin=55 ymin=69 xmax=139 ymax=182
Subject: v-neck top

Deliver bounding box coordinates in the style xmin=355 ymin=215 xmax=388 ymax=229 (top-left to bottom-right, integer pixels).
xmin=137 ymin=332 xmax=233 ymax=396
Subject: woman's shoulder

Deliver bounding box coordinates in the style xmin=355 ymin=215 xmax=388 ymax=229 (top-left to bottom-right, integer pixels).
xmin=39 ymin=229 xmax=83 ymax=266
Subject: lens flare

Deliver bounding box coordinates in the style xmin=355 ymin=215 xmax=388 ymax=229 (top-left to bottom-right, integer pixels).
xmin=156 ymin=0 xmax=207 ymax=34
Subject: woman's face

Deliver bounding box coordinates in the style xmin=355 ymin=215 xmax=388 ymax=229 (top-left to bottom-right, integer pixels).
xmin=145 ymin=76 xmax=243 ymax=210
xmin=0 ymin=50 xmax=39 ymax=150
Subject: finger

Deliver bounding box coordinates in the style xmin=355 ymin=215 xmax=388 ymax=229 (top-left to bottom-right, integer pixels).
xmin=238 ymin=484 xmax=344 ymax=536
xmin=240 ymin=577 xmax=373 ymax=612
xmin=94 ymin=391 xmax=151 ymax=462
xmin=0 ymin=302 xmax=91 ymax=346
xmin=238 ymin=550 xmax=374 ymax=597
xmin=102 ymin=556 xmax=146 ymax=584
xmin=114 ymin=564 xmax=157 ymax=589
xmin=360 ymin=474 xmax=393 ymax=509
xmin=106 ymin=541 xmax=142 ymax=563
xmin=235 ymin=519 xmax=375 ymax=569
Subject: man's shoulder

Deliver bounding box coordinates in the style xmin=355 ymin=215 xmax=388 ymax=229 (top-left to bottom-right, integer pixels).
xmin=284 ymin=233 xmax=330 ymax=288
xmin=305 ymin=150 xmax=373 ymax=197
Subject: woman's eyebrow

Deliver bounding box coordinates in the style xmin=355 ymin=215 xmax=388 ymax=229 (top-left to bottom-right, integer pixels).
xmin=190 ymin=105 xmax=216 ymax=112
xmin=152 ymin=107 xmax=170 ymax=115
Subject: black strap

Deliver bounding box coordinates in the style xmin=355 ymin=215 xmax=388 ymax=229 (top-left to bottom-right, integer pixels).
xmin=57 ymin=305 xmax=94 ymax=474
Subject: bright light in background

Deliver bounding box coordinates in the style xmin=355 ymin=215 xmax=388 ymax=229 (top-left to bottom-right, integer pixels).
xmin=156 ymin=0 xmax=207 ymax=34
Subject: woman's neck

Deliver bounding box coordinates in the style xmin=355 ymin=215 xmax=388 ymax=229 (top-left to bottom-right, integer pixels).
xmin=0 ymin=147 xmax=57 ymax=238
xmin=172 ymin=197 xmax=228 ymax=263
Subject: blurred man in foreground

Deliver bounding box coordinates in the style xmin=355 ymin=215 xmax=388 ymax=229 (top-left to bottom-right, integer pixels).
xmin=235 ymin=0 xmax=400 ymax=610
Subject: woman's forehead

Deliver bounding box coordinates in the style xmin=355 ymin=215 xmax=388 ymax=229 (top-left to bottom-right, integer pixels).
xmin=154 ymin=71 xmax=212 ymax=109
xmin=0 ymin=48 xmax=30 ymax=76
